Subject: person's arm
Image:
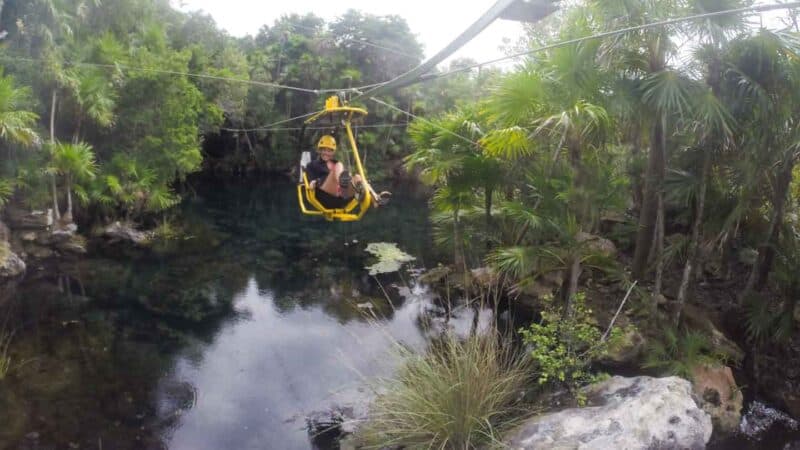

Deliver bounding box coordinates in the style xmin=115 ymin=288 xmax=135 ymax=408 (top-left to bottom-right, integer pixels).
xmin=306 ymin=159 xmax=326 ymax=188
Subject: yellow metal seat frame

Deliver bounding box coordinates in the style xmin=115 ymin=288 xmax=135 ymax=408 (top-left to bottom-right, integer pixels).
xmin=297 ymin=96 xmax=373 ymax=222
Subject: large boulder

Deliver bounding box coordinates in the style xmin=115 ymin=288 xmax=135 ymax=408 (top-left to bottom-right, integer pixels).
xmin=504 ymin=376 xmax=712 ymax=450
xmin=690 ymin=365 xmax=743 ymax=435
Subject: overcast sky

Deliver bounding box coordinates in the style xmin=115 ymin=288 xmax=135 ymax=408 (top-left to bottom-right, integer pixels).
xmin=170 ymin=0 xmax=525 ymax=67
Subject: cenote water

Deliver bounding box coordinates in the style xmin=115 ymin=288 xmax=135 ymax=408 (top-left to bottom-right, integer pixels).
xmin=2 ymin=178 xmax=799 ymax=450
xmin=0 ymin=178 xmax=486 ymax=450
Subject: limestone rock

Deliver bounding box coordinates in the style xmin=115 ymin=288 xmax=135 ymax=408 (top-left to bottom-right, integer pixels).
xmin=682 ymin=304 xmax=744 ymax=363
xmin=739 ymin=401 xmax=798 ymax=438
xmin=0 ymin=220 xmax=9 ymax=242
xmin=690 ymin=365 xmax=743 ymax=435
xmin=56 ymin=235 xmax=87 ymax=254
xmin=504 ymin=376 xmax=712 ymax=450
xmin=520 ymin=270 xmax=564 ymax=299
xmin=471 ymin=266 xmax=499 ymax=289
xmin=20 ymin=231 xmax=37 ymax=242
xmin=576 ymin=232 xmax=617 ymax=258
xmin=49 ymin=223 xmax=78 ymax=243
xmin=4 ymin=207 xmax=52 ymax=230
xmin=23 ymin=243 xmax=54 ymax=259
xmin=601 ymin=326 xmax=645 ymax=366
xmin=418 ymin=265 xmax=452 ymax=285
xmin=305 ymin=385 xmax=374 ymax=437
xmin=0 ymin=246 xmax=26 ymax=279
xmin=103 ymin=221 xmax=150 ymax=246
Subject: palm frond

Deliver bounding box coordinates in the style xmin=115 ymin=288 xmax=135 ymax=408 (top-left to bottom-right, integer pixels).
xmin=641 ymin=70 xmax=693 ymax=118
xmin=481 ymin=127 xmax=534 ymax=160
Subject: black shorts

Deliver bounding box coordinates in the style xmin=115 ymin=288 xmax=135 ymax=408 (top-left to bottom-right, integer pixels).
xmin=315 ymin=188 xmax=351 ymax=209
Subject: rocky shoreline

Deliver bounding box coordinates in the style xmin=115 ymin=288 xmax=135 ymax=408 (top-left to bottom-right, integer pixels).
xmin=0 ymin=206 xmax=153 ymax=290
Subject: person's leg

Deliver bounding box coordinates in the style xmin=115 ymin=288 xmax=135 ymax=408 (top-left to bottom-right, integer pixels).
xmin=320 ymin=162 xmax=346 ymax=196
xmin=351 ymin=174 xmax=363 ymax=195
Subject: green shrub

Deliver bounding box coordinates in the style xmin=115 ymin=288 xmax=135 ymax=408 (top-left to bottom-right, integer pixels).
xmin=360 ymin=332 xmax=532 ymax=449
xmin=519 ymin=292 xmax=620 ymax=400
xmin=642 ymin=328 xmax=728 ymax=379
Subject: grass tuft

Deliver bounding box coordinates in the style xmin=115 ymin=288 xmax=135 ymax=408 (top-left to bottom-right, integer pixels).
xmin=0 ymin=329 xmax=12 ymax=381
xmin=359 ymin=331 xmax=532 ymax=449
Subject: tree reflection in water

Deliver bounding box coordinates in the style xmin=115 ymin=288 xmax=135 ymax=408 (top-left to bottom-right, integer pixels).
xmin=0 ymin=179 xmax=450 ymax=450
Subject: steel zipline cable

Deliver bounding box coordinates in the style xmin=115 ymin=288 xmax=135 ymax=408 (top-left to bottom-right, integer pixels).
xmin=416 ymin=0 xmax=800 ymax=84
xmin=229 ymin=1 xmax=800 ymax=135
xmin=220 ymin=111 xmax=323 ymax=133
xmin=4 ymin=1 xmax=799 ymax=136
xmin=0 ymin=56 xmax=381 ymax=96
xmin=367 ymin=96 xmax=480 ymax=146
xmin=221 ymin=122 xmax=409 ymax=132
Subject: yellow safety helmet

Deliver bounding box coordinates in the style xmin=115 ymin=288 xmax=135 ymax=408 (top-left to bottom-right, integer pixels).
xmin=317 ymin=135 xmax=336 ymax=152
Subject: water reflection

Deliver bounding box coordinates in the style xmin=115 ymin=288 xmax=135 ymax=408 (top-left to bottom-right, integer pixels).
xmin=0 ymin=179 xmax=448 ymax=450
xmin=161 ymin=278 xmax=430 ymax=450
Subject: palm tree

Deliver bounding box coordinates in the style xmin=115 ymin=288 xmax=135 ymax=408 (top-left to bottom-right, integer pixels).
xmin=0 ymin=71 xmax=40 ymax=148
xmin=671 ymin=0 xmax=744 ymax=322
xmin=591 ymin=0 xmax=685 ymax=280
xmin=0 ymin=70 xmax=40 ymax=209
xmin=719 ymin=31 xmax=800 ymax=300
xmin=66 ymin=68 xmax=117 ymax=143
xmin=481 ymin=25 xmax=620 ymax=306
xmin=406 ymin=107 xmax=498 ymax=269
xmin=50 ymin=141 xmax=97 ymax=223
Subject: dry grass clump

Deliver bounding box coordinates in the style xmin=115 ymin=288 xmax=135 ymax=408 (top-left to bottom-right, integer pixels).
xmin=359 ymin=331 xmax=532 ymax=449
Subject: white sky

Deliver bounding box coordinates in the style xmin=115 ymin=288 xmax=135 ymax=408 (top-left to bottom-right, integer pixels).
xmin=170 ymin=0 xmax=525 ymax=68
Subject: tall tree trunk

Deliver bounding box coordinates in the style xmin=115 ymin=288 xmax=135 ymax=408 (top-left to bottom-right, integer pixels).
xmin=675 ymin=152 xmax=710 ymax=324
xmin=453 ymin=208 xmax=464 ymax=270
xmin=630 ymin=123 xmax=644 ymax=211
xmin=50 ymin=89 xmax=61 ymax=222
xmin=653 ymin=192 xmax=665 ymax=304
xmin=632 ymin=115 xmax=666 ymax=279
xmin=64 ymin=175 xmax=73 ymax=223
xmin=243 ymin=130 xmax=255 ymax=156
xmin=72 ymin=115 xmax=82 ymax=144
xmin=566 ymin=255 xmax=581 ymax=303
xmin=743 ymin=158 xmax=794 ymax=298
xmin=561 ymin=252 xmax=582 ymax=324
xmin=485 ymin=185 xmax=493 ymax=249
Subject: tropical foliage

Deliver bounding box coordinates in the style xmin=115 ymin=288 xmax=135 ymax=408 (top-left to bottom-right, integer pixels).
xmin=406 ymin=0 xmax=800 ymax=343
xmin=0 ymin=0 xmax=482 ymax=223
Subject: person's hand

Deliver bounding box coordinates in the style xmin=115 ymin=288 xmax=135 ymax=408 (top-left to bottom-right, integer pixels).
xmin=309 ymin=179 xmax=317 ymax=189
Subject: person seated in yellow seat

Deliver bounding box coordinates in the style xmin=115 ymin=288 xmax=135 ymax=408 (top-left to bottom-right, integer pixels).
xmin=306 ymin=135 xmax=364 ymax=209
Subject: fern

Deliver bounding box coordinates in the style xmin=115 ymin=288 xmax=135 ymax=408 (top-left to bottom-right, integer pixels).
xmin=743 ymin=294 xmax=794 ymax=345
xmin=0 ymin=178 xmax=13 ymax=207
xmin=643 ymin=328 xmax=728 ymax=379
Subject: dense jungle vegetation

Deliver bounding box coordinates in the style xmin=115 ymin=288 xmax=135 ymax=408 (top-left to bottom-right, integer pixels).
xmin=3 ymin=0 xmax=800 ymax=446
xmin=409 ymin=0 xmax=800 ymax=334
xmin=0 ymin=0 xmax=495 ymax=225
